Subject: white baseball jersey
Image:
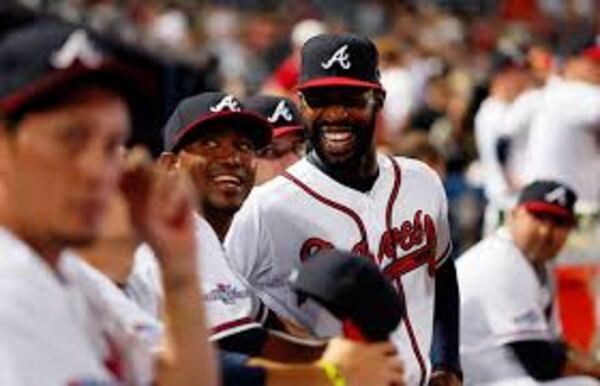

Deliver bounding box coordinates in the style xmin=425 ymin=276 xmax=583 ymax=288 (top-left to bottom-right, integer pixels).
xmin=474 ymin=96 xmax=514 ymax=208
xmin=457 ymin=228 xmax=558 ymax=385
xmin=502 ymin=87 xmax=544 ymax=187
xmin=225 ymin=154 xmax=452 ymax=386
xmin=523 ymin=77 xmax=600 ymax=202
xmin=130 ymin=213 xmax=262 ymax=341
xmin=0 ymin=227 xmax=154 ymax=386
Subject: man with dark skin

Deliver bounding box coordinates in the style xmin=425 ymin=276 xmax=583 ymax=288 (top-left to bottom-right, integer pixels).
xmin=225 ymin=33 xmax=461 ymax=386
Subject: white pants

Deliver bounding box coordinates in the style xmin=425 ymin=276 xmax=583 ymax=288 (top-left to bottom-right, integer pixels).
xmin=485 ymin=376 xmax=600 ymax=386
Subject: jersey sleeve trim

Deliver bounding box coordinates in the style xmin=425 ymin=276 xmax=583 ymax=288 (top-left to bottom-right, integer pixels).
xmin=210 ymin=317 xmax=262 ymax=341
xmin=493 ymin=329 xmax=554 ymax=346
xmin=435 ymin=241 xmax=453 ymax=268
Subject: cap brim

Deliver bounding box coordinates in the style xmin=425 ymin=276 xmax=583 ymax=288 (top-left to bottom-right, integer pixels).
xmin=273 ymin=125 xmax=304 ymax=139
xmin=522 ymin=201 xmax=577 ymax=224
xmin=296 ymin=76 xmax=383 ymax=91
xmin=0 ymin=60 xmax=156 ymax=118
xmin=172 ymin=110 xmax=273 ymax=153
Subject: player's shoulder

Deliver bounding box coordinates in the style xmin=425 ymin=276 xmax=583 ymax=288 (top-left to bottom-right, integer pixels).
xmin=390 ymin=155 xmax=445 ymax=193
xmin=245 ymin=158 xmax=315 ymax=208
xmin=457 ymin=229 xmax=526 ymax=281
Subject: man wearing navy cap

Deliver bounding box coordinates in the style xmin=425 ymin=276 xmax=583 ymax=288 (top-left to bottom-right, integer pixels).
xmin=459 ymin=181 xmax=600 ymax=386
xmin=226 ymin=33 xmax=461 ymax=386
xmin=245 ymin=94 xmax=307 ymax=185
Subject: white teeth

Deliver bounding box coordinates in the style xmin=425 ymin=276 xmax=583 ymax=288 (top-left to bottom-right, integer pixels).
xmin=214 ymin=175 xmax=241 ymax=185
xmin=324 ymin=132 xmax=352 ymax=141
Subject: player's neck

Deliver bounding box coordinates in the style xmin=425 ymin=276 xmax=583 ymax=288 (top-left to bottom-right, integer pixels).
xmin=307 ymin=149 xmax=379 ymax=193
xmin=202 ymin=206 xmax=234 ymax=242
xmin=0 ymin=216 xmax=62 ymax=268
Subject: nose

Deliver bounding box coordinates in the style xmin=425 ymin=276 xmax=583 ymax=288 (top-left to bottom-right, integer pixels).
xmin=320 ymin=104 xmax=349 ymax=122
xmin=75 ymin=140 xmax=120 ymax=190
xmin=218 ymin=142 xmax=243 ymax=167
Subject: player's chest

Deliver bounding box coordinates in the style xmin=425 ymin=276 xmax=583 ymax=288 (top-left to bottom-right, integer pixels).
xmin=267 ymin=191 xmax=439 ymax=279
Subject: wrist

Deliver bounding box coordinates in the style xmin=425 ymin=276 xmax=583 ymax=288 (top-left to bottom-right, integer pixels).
xmin=317 ymin=360 xmax=347 ymax=386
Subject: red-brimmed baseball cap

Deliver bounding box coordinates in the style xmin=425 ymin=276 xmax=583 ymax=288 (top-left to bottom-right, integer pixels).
xmin=163 ymin=92 xmax=273 ymax=153
xmin=296 ymin=34 xmax=383 ymax=91
xmin=244 ymin=95 xmax=304 ymax=139
xmin=0 ymin=20 xmax=156 ymax=122
xmin=289 ymin=249 xmax=404 ymax=342
xmin=518 ymin=180 xmax=578 ymax=224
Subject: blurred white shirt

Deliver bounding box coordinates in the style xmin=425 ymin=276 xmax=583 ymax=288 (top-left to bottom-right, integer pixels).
xmin=524 ymin=78 xmax=600 ymax=202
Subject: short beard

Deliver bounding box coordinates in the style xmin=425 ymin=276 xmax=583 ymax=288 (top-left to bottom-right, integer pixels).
xmin=310 ymin=112 xmax=377 ymax=170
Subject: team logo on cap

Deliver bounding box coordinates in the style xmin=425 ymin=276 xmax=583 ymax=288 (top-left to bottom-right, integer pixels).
xmin=268 ymin=101 xmax=293 ymax=123
xmin=545 ymin=186 xmax=568 ymax=206
xmin=321 ymin=44 xmax=351 ymax=70
xmin=209 ymin=95 xmax=241 ymax=113
xmin=50 ymin=30 xmax=103 ymax=69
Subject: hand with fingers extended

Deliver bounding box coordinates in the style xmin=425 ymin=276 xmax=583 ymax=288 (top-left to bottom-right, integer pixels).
xmin=120 ymin=148 xmax=197 ymax=278
xmin=321 ymin=338 xmax=406 ymax=386
xmin=120 ymin=147 xmax=218 ymax=386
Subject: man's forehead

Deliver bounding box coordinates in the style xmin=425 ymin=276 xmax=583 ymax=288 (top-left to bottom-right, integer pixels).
xmin=181 ymin=123 xmax=254 ymax=146
xmin=301 ymin=86 xmax=372 ymax=98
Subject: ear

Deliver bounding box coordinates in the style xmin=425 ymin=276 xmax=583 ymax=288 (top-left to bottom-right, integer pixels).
xmin=373 ymin=89 xmax=386 ymax=109
xmin=158 ymin=152 xmax=178 ymax=170
xmin=297 ymin=92 xmax=309 ymax=112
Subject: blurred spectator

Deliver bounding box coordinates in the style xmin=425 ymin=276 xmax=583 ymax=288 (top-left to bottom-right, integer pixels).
xmin=523 ymin=45 xmax=600 ymax=205
xmin=474 ymin=49 xmax=533 ymax=232
xmin=262 ymin=18 xmax=327 ymax=98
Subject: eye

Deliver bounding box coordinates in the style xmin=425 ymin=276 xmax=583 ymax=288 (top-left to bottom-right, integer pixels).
xmin=257 ymin=146 xmax=276 ymax=159
xmin=201 ymin=138 xmax=219 ymax=149
xmin=237 ymin=139 xmax=254 ymax=153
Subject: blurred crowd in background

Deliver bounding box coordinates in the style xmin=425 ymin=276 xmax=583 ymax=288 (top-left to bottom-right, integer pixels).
xmin=7 ymin=0 xmax=600 ymax=257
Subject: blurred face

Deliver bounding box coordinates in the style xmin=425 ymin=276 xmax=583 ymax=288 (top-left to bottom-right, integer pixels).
xmin=0 ymin=87 xmax=129 ymax=247
xmin=299 ymin=86 xmax=381 ymax=169
xmin=510 ymin=207 xmax=574 ymax=264
xmin=177 ymin=126 xmax=256 ymax=214
xmin=255 ymin=131 xmax=306 ymax=185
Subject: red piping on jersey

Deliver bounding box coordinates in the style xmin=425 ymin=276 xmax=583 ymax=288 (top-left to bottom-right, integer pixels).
xmin=383 ymin=242 xmax=434 ymax=279
xmin=211 ymin=317 xmax=255 ymax=335
xmin=281 ymin=171 xmax=370 ymax=248
xmin=386 ymin=157 xmax=427 ymax=386
xmin=385 ymin=156 xmax=402 ymax=258
xmin=397 ymin=280 xmax=428 ymax=386
xmin=436 ymin=242 xmax=452 ymax=267
xmin=286 ymin=158 xmax=427 ymax=384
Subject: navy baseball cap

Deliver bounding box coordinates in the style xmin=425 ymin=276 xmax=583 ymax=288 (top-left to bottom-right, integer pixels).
xmin=244 ymin=95 xmax=303 ymax=138
xmin=163 ymin=92 xmax=273 ymax=153
xmin=0 ymin=20 xmax=155 ymax=120
xmin=518 ymin=180 xmax=578 ymax=224
xmin=296 ymin=34 xmax=383 ymax=91
xmin=289 ymin=249 xmax=404 ymax=342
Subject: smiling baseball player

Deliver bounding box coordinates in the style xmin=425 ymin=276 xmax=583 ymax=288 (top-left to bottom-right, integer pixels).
xmin=225 ymin=33 xmax=461 ymax=386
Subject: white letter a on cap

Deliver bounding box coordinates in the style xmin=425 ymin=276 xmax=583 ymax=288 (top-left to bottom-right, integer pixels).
xmin=50 ymin=30 xmax=103 ymax=69
xmin=321 ymin=44 xmax=351 ymax=70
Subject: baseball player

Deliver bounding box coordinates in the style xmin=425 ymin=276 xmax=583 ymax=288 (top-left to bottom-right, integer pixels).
xmin=128 ymin=92 xmax=407 ymax=386
xmin=225 ymin=33 xmax=461 ymax=386
xmin=458 ymin=181 xmax=600 ymax=386
xmin=0 ymin=21 xmax=217 ymax=386
xmin=131 ymin=92 xmax=274 ymax=351
xmin=245 ymin=94 xmax=307 ymax=185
